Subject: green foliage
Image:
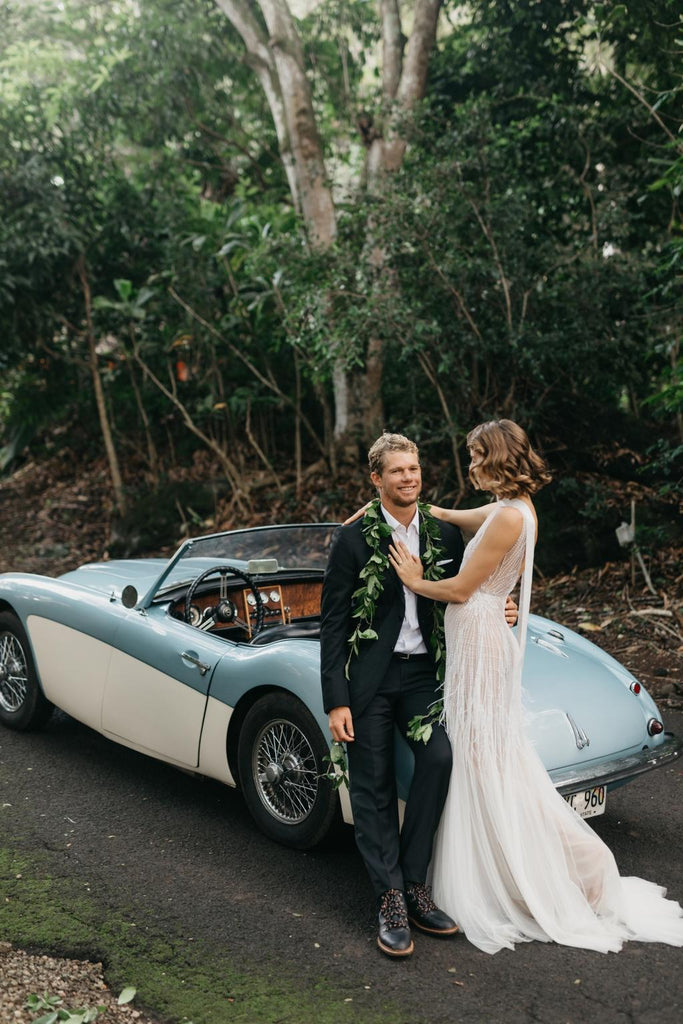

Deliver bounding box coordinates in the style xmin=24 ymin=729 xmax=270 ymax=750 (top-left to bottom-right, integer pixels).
xmin=25 ymin=987 xmax=135 ymax=1024
xmin=640 ymin=439 xmax=683 ymax=501
xmin=322 ymin=739 xmax=350 ymax=790
xmin=345 ymin=500 xmax=393 ymax=677
xmin=0 ymin=0 xmax=679 ymax=555
xmin=345 ymin=499 xmax=447 ymax=679
xmin=407 ymin=699 xmax=444 ymax=746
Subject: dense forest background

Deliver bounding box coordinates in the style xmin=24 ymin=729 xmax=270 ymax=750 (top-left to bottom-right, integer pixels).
xmin=0 ymin=0 xmax=680 ymax=573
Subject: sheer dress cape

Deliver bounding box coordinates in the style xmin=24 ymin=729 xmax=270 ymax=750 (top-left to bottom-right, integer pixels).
xmin=431 ymin=498 xmax=683 ymax=954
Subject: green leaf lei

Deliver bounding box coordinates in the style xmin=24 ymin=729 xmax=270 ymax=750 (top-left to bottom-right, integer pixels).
xmin=322 ymin=739 xmax=350 ymax=790
xmin=344 ymin=497 xmax=448 ymax=691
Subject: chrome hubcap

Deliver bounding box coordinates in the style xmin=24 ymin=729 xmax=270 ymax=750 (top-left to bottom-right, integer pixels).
xmin=253 ymin=718 xmax=319 ymax=824
xmin=0 ymin=633 xmax=29 ymax=713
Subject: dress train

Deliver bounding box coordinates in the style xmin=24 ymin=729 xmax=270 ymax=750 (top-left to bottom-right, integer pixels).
xmin=431 ymin=499 xmax=683 ymax=954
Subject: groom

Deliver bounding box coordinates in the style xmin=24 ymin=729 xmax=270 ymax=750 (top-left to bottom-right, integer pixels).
xmin=320 ymin=432 xmax=464 ymax=958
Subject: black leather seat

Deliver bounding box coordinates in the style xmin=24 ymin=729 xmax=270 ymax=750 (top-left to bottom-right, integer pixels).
xmin=250 ymin=621 xmax=320 ymax=645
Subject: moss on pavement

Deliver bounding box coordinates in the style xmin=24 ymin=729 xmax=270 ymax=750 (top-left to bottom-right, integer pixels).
xmin=0 ymin=846 xmax=393 ymax=1024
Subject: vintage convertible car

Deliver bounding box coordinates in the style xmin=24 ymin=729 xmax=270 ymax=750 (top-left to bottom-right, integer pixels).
xmin=0 ymin=523 xmax=680 ymax=848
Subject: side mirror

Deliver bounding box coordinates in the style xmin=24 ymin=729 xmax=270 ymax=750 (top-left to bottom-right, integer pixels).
xmin=121 ymin=585 xmax=139 ymax=609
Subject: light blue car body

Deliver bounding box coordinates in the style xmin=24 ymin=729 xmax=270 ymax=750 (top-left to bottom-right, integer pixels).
xmin=0 ymin=523 xmax=679 ymax=816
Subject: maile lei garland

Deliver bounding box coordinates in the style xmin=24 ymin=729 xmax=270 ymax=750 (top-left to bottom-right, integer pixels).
xmin=323 ymin=499 xmax=448 ymax=790
xmin=349 ymin=498 xmax=447 ymax=744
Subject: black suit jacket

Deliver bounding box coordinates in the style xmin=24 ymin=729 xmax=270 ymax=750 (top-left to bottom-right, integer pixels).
xmin=320 ymin=512 xmax=465 ymax=717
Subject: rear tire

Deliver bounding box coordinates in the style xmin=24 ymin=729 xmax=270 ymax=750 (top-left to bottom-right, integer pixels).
xmin=238 ymin=693 xmax=338 ymax=849
xmin=0 ymin=611 xmax=53 ymax=730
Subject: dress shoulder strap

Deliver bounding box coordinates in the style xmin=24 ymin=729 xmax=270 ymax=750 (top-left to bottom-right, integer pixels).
xmin=516 ymin=504 xmax=535 ymax=658
xmin=499 ymin=499 xmax=535 ymax=658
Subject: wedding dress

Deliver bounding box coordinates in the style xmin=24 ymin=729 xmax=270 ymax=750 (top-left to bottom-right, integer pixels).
xmin=431 ymin=498 xmax=683 ymax=954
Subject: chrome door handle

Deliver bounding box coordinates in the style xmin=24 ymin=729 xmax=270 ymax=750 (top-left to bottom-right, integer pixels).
xmin=181 ymin=651 xmax=211 ymax=676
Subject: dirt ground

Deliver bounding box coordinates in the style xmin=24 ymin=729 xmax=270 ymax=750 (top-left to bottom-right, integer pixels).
xmin=0 ymin=453 xmax=680 ymax=712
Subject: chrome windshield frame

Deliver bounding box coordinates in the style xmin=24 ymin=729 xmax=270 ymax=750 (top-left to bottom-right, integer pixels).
xmin=139 ymin=522 xmax=340 ymax=609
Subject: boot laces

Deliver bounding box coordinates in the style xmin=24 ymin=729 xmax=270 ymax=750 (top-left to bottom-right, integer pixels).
xmin=379 ymin=888 xmax=408 ymax=929
xmin=406 ymin=881 xmax=438 ymax=915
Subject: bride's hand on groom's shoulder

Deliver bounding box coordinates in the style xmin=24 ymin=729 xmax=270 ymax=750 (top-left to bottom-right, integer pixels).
xmin=343 ymin=502 xmax=371 ymax=525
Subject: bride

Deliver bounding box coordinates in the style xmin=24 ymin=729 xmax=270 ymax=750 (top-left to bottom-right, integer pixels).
xmin=388 ymin=419 xmax=683 ymax=954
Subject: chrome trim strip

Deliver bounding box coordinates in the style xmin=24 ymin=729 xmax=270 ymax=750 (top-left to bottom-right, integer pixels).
xmin=566 ymin=712 xmax=590 ymax=749
xmin=532 ymin=636 xmax=569 ymax=658
xmin=550 ymin=733 xmax=683 ymax=795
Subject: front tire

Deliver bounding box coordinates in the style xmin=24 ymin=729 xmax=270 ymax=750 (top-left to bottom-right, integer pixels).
xmin=237 ymin=693 xmax=338 ymax=849
xmin=0 ymin=612 xmax=53 ymax=731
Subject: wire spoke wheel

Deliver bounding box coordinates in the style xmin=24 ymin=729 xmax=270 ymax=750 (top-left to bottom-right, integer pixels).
xmin=253 ymin=718 xmax=319 ymax=824
xmin=0 ymin=612 xmax=53 ymax=731
xmin=0 ymin=631 xmax=29 ymax=713
xmin=238 ymin=693 xmax=338 ymax=848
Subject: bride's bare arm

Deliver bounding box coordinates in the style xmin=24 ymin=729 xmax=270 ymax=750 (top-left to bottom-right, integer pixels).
xmin=344 ymin=501 xmax=494 ymax=529
xmin=389 ymin=508 xmax=524 ymax=603
xmin=429 ymin=504 xmax=495 ymax=533
xmin=342 ymin=502 xmax=371 ymax=526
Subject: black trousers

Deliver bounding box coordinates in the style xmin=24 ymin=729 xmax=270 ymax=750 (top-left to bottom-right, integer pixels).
xmin=346 ymin=656 xmax=452 ymax=897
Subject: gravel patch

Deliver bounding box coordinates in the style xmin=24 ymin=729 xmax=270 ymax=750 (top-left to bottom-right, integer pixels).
xmin=0 ymin=943 xmax=160 ymax=1023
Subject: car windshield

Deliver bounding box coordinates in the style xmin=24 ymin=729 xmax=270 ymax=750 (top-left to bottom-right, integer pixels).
xmin=150 ymin=523 xmax=339 ymax=599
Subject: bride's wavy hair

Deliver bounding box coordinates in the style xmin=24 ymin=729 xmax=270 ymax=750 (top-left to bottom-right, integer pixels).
xmin=466 ymin=420 xmax=551 ymax=497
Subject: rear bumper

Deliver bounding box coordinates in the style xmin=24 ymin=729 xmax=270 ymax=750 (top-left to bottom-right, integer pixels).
xmin=550 ymin=732 xmax=683 ymax=796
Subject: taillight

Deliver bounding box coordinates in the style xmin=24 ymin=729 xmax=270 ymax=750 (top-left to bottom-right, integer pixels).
xmin=630 ymin=681 xmax=641 ymax=694
xmin=647 ymin=719 xmax=664 ymax=736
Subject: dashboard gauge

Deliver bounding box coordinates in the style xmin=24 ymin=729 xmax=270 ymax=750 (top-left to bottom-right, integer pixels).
xmin=269 ymin=590 xmax=280 ymax=603
xmin=259 ymin=591 xmax=269 ymax=603
xmin=246 ymin=593 xmax=257 ymax=606
xmin=188 ymin=604 xmax=202 ymax=627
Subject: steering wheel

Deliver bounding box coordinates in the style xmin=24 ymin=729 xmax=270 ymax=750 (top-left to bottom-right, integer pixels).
xmin=184 ymin=565 xmax=265 ymax=637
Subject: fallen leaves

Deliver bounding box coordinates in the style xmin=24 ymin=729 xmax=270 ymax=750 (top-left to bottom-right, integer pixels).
xmin=533 ymin=547 xmax=682 ymax=709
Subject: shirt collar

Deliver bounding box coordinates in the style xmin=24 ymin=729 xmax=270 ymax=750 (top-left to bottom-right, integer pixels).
xmin=381 ymin=503 xmax=420 ymax=536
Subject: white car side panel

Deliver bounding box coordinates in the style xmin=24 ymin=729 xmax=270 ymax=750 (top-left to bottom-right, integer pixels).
xmin=103 ymin=650 xmax=206 ymax=767
xmin=27 ymin=616 xmax=110 ymax=730
xmin=197 ymin=696 xmax=235 ymax=786
xmin=339 ymin=783 xmax=353 ymax=824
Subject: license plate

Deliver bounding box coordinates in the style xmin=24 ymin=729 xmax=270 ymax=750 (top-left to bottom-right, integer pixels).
xmin=564 ymin=785 xmax=606 ymax=819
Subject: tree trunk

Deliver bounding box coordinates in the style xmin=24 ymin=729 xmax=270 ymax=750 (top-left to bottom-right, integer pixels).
xmin=339 ymin=0 xmax=444 ymax=447
xmin=213 ymin=0 xmax=301 ymax=212
xmin=77 ymin=256 xmax=127 ymax=517
xmin=215 ymin=0 xmax=336 ymax=247
xmin=215 ymin=1 xmax=444 ymax=455
xmin=216 ymin=0 xmax=352 ymax=450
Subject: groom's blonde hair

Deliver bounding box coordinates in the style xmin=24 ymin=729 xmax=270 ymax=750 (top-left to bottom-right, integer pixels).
xmin=368 ymin=432 xmax=419 ymax=476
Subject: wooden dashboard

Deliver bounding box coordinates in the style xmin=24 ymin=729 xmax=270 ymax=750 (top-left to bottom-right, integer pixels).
xmin=171 ymin=579 xmax=323 ymax=635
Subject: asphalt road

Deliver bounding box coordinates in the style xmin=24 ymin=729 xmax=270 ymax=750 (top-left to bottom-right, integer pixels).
xmin=1 ymin=709 xmax=682 ymax=1024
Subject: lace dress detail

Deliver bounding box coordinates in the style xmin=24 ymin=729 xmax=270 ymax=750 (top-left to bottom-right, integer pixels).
xmin=431 ymin=499 xmax=683 ymax=954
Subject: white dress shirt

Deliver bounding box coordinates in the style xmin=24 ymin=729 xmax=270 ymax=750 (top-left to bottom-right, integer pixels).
xmin=381 ymin=504 xmax=428 ymax=655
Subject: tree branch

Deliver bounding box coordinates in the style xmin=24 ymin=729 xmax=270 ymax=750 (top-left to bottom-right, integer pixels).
xmin=168 ymin=286 xmax=326 ymax=458
xmin=133 ymin=344 xmax=250 ymax=511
